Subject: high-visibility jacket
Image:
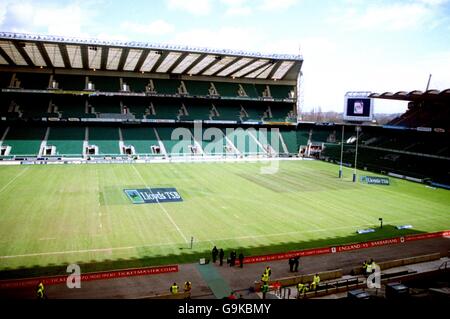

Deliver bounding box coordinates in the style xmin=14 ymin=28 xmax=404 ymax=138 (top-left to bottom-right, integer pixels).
xmin=170 ymin=285 xmax=179 ymax=294
xmin=37 ymin=288 xmax=44 ymax=299
xmin=366 ymin=263 xmax=373 ymax=273
xmin=261 ymin=273 xmax=269 ymax=283
xmin=264 ymin=267 xmax=272 ymax=277
xmin=297 ymin=283 xmax=309 ymax=294
xmin=313 ymin=275 xmax=320 ymax=285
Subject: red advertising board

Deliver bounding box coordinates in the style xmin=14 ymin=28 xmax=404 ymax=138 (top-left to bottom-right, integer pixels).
xmin=0 ymin=265 xmax=178 ymax=289
xmin=1 ymin=230 xmax=449 ymax=289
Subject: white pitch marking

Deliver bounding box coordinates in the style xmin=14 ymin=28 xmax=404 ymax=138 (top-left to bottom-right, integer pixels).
xmin=131 ymin=165 xmax=188 ymax=243
xmin=1 ymin=215 xmax=446 ymax=259
xmin=0 ymin=167 xmax=29 ymax=194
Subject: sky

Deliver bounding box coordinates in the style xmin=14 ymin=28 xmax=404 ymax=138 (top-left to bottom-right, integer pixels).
xmin=1 ymin=0 xmax=449 ymax=114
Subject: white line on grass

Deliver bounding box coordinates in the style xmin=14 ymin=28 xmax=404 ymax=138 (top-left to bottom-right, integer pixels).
xmin=131 ymin=165 xmax=188 ymax=243
xmin=0 ymin=167 xmax=29 ymax=194
xmin=2 ymin=215 xmax=445 ymax=259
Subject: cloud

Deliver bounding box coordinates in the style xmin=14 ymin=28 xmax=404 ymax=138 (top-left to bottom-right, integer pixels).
xmin=220 ymin=0 xmax=299 ymax=16
xmin=259 ymin=0 xmax=298 ymax=11
xmin=120 ymin=20 xmax=175 ymax=36
xmin=169 ymin=26 xmax=262 ymax=51
xmin=330 ymin=1 xmax=449 ymax=31
xmin=167 ymin=0 xmax=212 ymax=15
xmin=416 ymin=0 xmax=450 ymax=5
xmin=168 ymin=25 xmax=301 ymax=55
xmin=0 ymin=1 xmax=93 ymax=37
xmin=225 ymin=5 xmax=253 ymax=16
xmin=220 ymin=0 xmax=252 ymax=15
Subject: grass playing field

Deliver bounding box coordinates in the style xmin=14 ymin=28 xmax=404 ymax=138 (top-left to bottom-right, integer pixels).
xmin=0 ymin=159 xmax=449 ymax=276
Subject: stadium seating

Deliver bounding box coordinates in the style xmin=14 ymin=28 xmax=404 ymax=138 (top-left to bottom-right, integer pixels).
xmin=53 ymin=95 xmax=93 ymax=118
xmin=122 ymin=98 xmax=150 ymax=120
xmin=389 ymin=102 xmax=450 ymax=129
xmin=152 ymin=100 xmax=180 ymax=119
xmin=156 ymin=127 xmax=195 ymax=156
xmin=241 ymin=103 xmax=265 ymax=121
xmin=53 ymin=74 xmax=86 ymax=91
xmin=223 ymin=128 xmax=264 ymax=155
xmin=89 ymin=76 xmax=120 ymax=92
xmin=185 ymin=81 xmax=210 ymax=96
xmin=122 ymin=77 xmax=147 ymax=93
xmin=310 ymin=129 xmax=333 ymax=143
xmin=280 ymin=130 xmax=299 ymax=154
xmin=240 ymin=84 xmax=259 ymax=98
xmin=46 ymin=126 xmax=85 ymax=156
xmin=197 ymin=128 xmax=229 ymax=156
xmin=214 ymin=103 xmax=241 ymax=121
xmin=88 ymin=126 xmax=120 ymax=155
xmin=1 ymin=126 xmax=46 ymax=156
xmin=296 ymin=128 xmax=310 ymax=147
xmin=89 ymin=97 xmax=121 ymax=114
xmin=270 ymin=85 xmax=294 ymax=99
xmin=121 ymin=127 xmax=161 ymax=155
xmin=214 ymin=82 xmax=239 ymax=98
xmin=181 ymin=102 xmax=211 ymax=120
xmin=321 ymin=127 xmax=450 ymax=185
xmin=19 ymin=94 xmax=52 ymax=119
xmin=269 ymin=105 xmax=291 ymax=122
xmin=0 ymin=72 xmax=13 ymax=88
xmin=13 ymin=72 xmax=50 ymax=90
xmin=154 ymin=79 xmax=180 ymax=95
xmin=256 ymin=128 xmax=283 ymax=154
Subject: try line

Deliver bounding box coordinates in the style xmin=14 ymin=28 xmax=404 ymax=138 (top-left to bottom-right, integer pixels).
xmin=131 ymin=164 xmax=189 ymax=244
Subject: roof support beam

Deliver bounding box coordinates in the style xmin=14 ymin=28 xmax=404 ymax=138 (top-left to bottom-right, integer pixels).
xmin=225 ymin=59 xmax=256 ymax=77
xmin=191 ymin=56 xmax=222 ymax=75
xmin=100 ymin=46 xmax=109 ymax=70
xmin=117 ymin=48 xmax=130 ymax=71
xmin=249 ymin=62 xmax=274 ymax=79
xmin=267 ymin=61 xmax=283 ymax=79
xmin=36 ymin=42 xmax=53 ymax=68
xmin=13 ymin=41 xmax=35 ymax=67
xmin=80 ymin=45 xmax=89 ymax=69
xmin=150 ymin=51 xmax=169 ymax=73
xmin=167 ymin=52 xmax=188 ymax=73
xmin=183 ymin=53 xmax=208 ymax=75
xmin=134 ymin=49 xmax=149 ymax=72
xmin=238 ymin=60 xmax=273 ymax=78
xmin=210 ymin=57 xmax=241 ymax=76
xmin=58 ymin=44 xmax=71 ymax=68
xmin=0 ymin=47 xmax=15 ymax=65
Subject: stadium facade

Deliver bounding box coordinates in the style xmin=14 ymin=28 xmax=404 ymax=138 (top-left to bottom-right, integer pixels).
xmin=0 ymin=32 xmax=449 ymax=187
xmin=0 ymin=32 xmax=303 ymax=160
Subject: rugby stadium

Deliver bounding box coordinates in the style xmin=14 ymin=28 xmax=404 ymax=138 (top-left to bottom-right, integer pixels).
xmin=0 ymin=32 xmax=449 ymax=301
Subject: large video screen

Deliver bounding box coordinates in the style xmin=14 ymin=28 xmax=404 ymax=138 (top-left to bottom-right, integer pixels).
xmin=343 ymin=97 xmax=373 ymax=121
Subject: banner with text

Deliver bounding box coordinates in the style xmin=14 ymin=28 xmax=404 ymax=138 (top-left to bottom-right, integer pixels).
xmin=124 ymin=188 xmax=183 ymax=204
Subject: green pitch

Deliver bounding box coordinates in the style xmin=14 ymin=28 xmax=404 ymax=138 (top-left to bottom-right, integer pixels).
xmin=0 ymin=160 xmax=449 ymax=275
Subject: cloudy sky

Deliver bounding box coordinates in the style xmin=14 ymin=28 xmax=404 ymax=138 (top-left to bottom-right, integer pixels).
xmin=1 ymin=0 xmax=449 ymax=113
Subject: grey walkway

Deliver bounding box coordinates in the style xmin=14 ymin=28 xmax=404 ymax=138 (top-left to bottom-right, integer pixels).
xmin=196 ymin=263 xmax=232 ymax=299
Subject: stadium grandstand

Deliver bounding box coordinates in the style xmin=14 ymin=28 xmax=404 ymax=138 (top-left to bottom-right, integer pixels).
xmin=317 ymin=89 xmax=450 ymax=187
xmin=0 ymin=32 xmax=449 ymax=303
xmin=0 ymin=32 xmax=300 ymax=160
xmin=1 ymin=32 xmax=447 ymax=190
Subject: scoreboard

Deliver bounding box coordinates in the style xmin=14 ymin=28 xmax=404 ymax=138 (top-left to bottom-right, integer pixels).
xmin=343 ymin=92 xmax=374 ymax=122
